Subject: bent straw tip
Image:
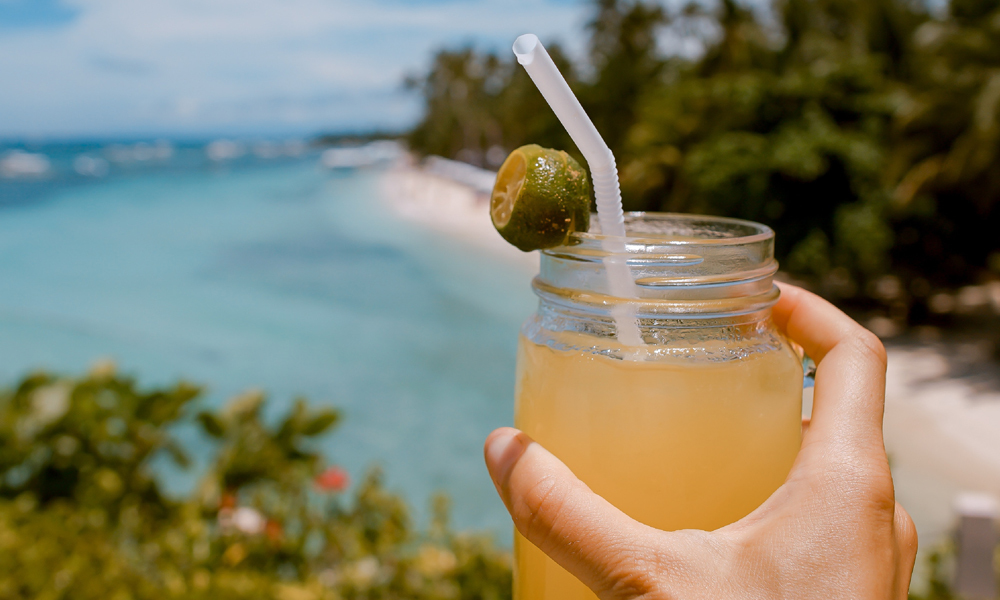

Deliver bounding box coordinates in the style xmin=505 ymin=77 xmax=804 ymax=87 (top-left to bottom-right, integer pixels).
xmin=512 ymin=34 xmax=539 ymax=65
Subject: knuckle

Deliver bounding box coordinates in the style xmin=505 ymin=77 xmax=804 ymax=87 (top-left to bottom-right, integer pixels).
xmin=513 ymin=475 xmax=568 ymax=543
xmin=599 ymin=549 xmax=663 ymax=600
xmin=862 ymin=481 xmax=898 ymax=515
xmin=821 ymin=461 xmax=896 ymax=514
xmin=860 ymin=459 xmax=896 ymax=506
xmin=851 ymin=329 xmax=888 ymax=369
xmin=602 ymin=572 xmax=656 ymax=600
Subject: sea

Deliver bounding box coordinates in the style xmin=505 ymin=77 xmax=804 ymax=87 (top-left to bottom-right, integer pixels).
xmin=0 ymin=139 xmax=536 ymax=540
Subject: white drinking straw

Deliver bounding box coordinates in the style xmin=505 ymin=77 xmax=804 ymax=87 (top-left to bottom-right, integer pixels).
xmin=512 ymin=33 xmax=643 ymax=348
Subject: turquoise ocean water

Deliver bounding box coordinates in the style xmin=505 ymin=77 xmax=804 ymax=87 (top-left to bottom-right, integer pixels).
xmin=0 ymin=141 xmax=535 ymax=539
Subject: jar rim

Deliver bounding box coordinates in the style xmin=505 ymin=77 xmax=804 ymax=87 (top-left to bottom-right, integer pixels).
xmin=561 ymin=212 xmax=774 ymax=251
xmin=535 ymin=212 xmax=779 ymax=316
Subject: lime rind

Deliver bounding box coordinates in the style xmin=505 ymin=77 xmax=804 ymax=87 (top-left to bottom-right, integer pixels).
xmin=489 ymin=144 xmax=590 ymax=252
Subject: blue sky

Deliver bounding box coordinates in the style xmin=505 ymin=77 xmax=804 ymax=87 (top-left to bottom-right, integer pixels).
xmin=0 ymin=0 xmax=597 ymax=138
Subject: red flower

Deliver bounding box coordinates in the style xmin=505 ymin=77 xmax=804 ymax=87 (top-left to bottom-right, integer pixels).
xmin=219 ymin=492 xmax=238 ymax=510
xmin=314 ymin=466 xmax=349 ymax=493
xmin=265 ymin=519 xmax=283 ymax=544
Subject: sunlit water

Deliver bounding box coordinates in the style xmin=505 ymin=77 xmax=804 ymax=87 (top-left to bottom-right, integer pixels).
xmin=0 ymin=142 xmax=535 ymax=539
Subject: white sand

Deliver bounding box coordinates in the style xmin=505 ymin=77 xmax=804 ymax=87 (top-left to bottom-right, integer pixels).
xmin=378 ymin=160 xmax=1000 ymax=590
xmin=378 ymin=162 xmax=538 ymax=274
xmin=883 ymin=346 xmax=1000 ymax=589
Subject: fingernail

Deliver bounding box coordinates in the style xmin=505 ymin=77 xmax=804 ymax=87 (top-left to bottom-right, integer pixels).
xmin=485 ymin=428 xmax=524 ymax=485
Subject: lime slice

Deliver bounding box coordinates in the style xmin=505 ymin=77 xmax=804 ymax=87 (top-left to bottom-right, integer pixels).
xmin=490 ymin=144 xmax=590 ymax=252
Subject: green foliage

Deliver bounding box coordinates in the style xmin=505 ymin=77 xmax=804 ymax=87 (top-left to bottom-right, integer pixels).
xmin=908 ymin=547 xmax=958 ymax=600
xmin=0 ymin=365 xmax=511 ymax=600
xmin=199 ymin=393 xmax=338 ymax=491
xmin=583 ymin=0 xmax=667 ymax=159
xmin=406 ymin=0 xmax=1000 ymax=320
xmin=405 ymin=46 xmax=580 ymax=168
xmin=0 ymin=363 xmax=197 ymax=522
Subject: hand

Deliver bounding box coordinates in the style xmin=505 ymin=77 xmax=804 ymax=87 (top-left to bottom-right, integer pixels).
xmin=484 ymin=283 xmax=918 ymax=599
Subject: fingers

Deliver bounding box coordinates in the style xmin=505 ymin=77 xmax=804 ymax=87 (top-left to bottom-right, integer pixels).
xmin=484 ymin=428 xmax=658 ymax=598
xmin=772 ymin=283 xmax=885 ymax=365
xmin=773 ymin=283 xmax=888 ymax=450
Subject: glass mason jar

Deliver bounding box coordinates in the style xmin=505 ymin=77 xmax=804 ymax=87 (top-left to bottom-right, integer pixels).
xmin=513 ymin=213 xmax=803 ymax=600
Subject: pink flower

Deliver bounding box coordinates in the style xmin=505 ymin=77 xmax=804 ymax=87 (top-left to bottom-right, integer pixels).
xmin=314 ymin=466 xmax=350 ymax=493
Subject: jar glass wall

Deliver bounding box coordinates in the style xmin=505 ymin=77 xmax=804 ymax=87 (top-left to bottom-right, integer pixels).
xmin=513 ymin=213 xmax=803 ymax=600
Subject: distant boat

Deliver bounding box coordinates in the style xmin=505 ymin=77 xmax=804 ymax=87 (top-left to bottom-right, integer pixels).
xmin=321 ymin=140 xmax=403 ymax=169
xmin=0 ymin=150 xmax=51 ymax=178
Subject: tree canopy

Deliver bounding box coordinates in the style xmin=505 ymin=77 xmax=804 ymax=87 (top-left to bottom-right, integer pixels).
xmin=406 ymin=0 xmax=1000 ymax=325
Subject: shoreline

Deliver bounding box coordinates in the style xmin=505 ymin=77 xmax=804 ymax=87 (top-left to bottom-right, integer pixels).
xmin=375 ymin=156 xmax=1000 ymax=589
xmin=377 ymin=158 xmax=538 ymax=274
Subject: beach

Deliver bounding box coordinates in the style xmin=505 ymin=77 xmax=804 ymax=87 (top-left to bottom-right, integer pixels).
xmin=0 ymin=146 xmax=540 ymax=536
xmin=383 ymin=155 xmax=1000 ymax=590
xmin=883 ymin=345 xmax=1000 ymax=586
xmin=379 ymin=157 xmax=538 ymax=274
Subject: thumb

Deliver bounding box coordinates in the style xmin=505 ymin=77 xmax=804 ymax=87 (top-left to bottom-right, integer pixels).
xmin=484 ymin=428 xmax=660 ymax=599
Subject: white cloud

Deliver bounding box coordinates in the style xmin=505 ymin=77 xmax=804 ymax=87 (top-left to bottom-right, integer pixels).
xmin=0 ymin=0 xmax=592 ymax=137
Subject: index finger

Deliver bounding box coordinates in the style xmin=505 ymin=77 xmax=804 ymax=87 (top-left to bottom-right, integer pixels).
xmin=772 ymin=282 xmax=888 ymax=449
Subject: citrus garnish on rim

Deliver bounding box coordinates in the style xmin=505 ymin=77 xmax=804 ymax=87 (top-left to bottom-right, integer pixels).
xmin=489 ymin=144 xmax=590 ymax=252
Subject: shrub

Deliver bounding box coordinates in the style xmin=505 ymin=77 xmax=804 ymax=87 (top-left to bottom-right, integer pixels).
xmin=0 ymin=364 xmax=511 ymax=600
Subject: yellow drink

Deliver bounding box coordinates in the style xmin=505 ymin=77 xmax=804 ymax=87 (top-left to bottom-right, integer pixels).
xmin=513 ymin=331 xmax=803 ymax=600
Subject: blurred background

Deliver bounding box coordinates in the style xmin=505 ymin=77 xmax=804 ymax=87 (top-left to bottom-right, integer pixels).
xmin=2 ymin=0 xmax=999 ymax=598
